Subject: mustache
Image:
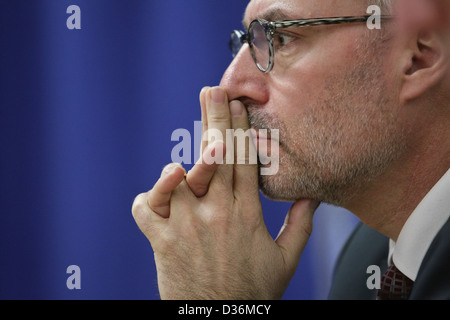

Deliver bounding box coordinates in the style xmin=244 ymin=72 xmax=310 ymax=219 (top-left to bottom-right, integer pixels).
xmin=247 ymin=106 xmax=284 ymax=137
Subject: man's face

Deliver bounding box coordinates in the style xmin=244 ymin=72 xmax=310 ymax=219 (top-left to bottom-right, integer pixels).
xmin=220 ymin=0 xmax=407 ymax=206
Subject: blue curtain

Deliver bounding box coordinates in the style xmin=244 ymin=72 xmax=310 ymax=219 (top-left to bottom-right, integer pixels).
xmin=0 ymin=0 xmax=358 ymax=299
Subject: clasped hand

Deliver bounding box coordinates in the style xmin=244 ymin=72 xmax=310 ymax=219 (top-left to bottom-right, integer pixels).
xmin=132 ymin=86 xmax=319 ymax=299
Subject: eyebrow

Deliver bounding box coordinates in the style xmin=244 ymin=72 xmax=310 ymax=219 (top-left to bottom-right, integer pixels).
xmin=242 ymin=8 xmax=292 ymax=29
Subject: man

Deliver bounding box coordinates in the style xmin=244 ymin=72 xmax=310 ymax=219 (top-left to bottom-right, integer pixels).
xmin=132 ymin=0 xmax=450 ymax=299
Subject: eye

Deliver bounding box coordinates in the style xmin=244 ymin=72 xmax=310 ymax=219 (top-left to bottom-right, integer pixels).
xmin=273 ymin=32 xmax=296 ymax=49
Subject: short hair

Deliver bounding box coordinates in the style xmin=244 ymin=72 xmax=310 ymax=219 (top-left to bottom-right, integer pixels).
xmin=368 ymin=0 xmax=392 ymax=13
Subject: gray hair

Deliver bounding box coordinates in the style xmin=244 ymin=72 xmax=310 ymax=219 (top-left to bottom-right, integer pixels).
xmin=368 ymin=0 xmax=392 ymax=13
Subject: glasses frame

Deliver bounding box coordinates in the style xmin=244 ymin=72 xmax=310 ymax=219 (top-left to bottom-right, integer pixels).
xmin=231 ymin=15 xmax=393 ymax=73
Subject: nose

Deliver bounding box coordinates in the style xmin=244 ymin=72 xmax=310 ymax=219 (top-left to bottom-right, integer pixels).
xmin=220 ymin=44 xmax=269 ymax=105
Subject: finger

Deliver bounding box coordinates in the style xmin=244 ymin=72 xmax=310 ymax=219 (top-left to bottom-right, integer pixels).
xmin=229 ymin=100 xmax=259 ymax=198
xmin=199 ymin=86 xmax=210 ymax=155
xmin=186 ymin=141 xmax=226 ymax=197
xmin=205 ymin=86 xmax=233 ymax=185
xmin=132 ymin=192 xmax=164 ymax=240
xmin=206 ymin=86 xmax=231 ymax=146
xmin=275 ymin=199 xmax=321 ymax=274
xmin=147 ymin=163 xmax=186 ymax=219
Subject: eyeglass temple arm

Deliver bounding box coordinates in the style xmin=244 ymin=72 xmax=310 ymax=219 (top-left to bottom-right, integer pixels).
xmin=271 ymin=15 xmax=393 ymax=29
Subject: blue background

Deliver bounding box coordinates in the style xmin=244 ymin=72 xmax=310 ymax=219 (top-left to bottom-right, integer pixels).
xmin=0 ymin=0 xmax=359 ymax=300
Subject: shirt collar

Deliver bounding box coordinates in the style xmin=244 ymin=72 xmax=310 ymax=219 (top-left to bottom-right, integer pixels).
xmin=388 ymin=168 xmax=450 ymax=281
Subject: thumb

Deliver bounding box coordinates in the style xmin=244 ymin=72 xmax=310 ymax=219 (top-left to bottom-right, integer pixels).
xmin=275 ymin=199 xmax=320 ymax=272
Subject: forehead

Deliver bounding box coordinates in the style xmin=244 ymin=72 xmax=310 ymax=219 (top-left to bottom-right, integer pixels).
xmin=243 ymin=0 xmax=367 ymax=27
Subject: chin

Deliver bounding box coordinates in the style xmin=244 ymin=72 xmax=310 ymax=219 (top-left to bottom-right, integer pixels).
xmin=258 ymin=171 xmax=303 ymax=202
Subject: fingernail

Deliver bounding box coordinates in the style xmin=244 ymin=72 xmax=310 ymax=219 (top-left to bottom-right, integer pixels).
xmin=210 ymin=87 xmax=226 ymax=104
xmin=230 ymin=100 xmax=244 ymax=117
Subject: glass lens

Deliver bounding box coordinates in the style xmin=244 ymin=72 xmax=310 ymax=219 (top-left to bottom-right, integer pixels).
xmin=230 ymin=30 xmax=244 ymax=58
xmin=249 ymin=21 xmax=270 ymax=71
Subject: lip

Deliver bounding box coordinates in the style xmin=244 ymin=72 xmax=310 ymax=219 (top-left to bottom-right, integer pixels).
xmin=250 ymin=128 xmax=280 ymax=159
xmin=250 ymin=128 xmax=279 ymax=144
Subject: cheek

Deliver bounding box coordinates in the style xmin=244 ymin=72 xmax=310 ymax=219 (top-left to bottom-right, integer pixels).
xmin=266 ymin=72 xmax=329 ymax=156
xmin=268 ymin=47 xmax=349 ymax=121
xmin=269 ymin=69 xmax=326 ymax=121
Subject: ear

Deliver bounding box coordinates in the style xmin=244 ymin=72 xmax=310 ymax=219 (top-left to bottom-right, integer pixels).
xmin=400 ymin=31 xmax=448 ymax=104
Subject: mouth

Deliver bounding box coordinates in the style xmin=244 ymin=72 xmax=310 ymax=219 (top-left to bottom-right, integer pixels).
xmin=249 ymin=127 xmax=280 ymax=161
xmin=250 ymin=127 xmax=280 ymax=144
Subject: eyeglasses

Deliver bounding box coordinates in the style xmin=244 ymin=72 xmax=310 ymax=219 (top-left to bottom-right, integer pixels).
xmin=230 ymin=15 xmax=392 ymax=73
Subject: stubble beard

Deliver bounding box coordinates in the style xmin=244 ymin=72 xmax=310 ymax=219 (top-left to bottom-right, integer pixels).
xmin=249 ymin=35 xmax=407 ymax=207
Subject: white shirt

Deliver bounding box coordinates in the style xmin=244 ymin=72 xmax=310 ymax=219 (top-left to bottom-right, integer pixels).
xmin=388 ymin=168 xmax=450 ymax=281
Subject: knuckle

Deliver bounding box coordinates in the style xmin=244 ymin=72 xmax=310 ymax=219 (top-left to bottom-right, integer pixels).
xmin=131 ymin=192 xmax=154 ymax=229
xmin=131 ymin=193 xmax=161 ymax=239
xmin=131 ymin=193 xmax=147 ymax=219
xmin=208 ymin=111 xmax=230 ymax=124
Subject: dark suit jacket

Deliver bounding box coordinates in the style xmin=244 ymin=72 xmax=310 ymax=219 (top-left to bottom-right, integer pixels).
xmin=328 ymin=218 xmax=450 ymax=300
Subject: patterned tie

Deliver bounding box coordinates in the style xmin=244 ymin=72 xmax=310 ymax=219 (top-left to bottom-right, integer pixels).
xmin=377 ymin=264 xmax=414 ymax=300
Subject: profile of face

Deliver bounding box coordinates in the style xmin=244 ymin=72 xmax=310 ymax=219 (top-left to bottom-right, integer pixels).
xmin=220 ymin=0 xmax=408 ymax=207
